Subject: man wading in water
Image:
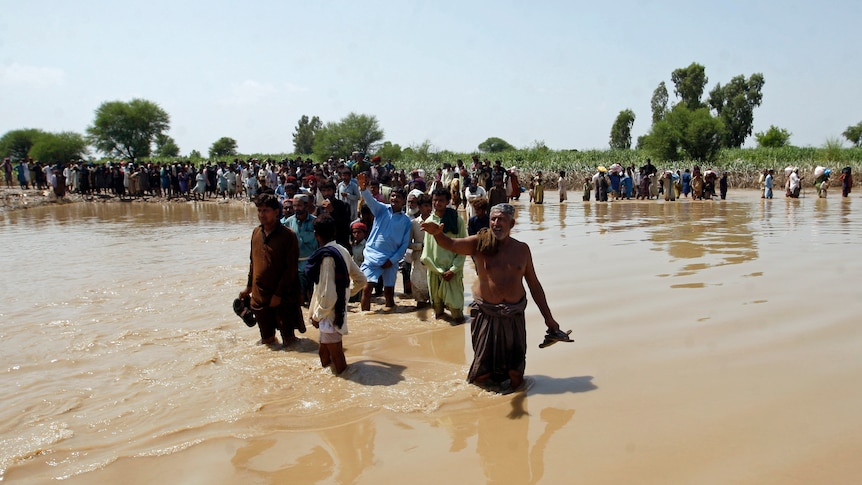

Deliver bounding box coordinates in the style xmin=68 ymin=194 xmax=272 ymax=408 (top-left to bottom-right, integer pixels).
xmin=422 ymin=203 xmax=572 ymax=392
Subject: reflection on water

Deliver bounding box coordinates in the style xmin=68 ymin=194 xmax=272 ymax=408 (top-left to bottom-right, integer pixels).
xmin=650 ymin=202 xmax=757 ymax=271
xmin=431 ymin=393 xmax=577 ymax=484
xmin=528 ymin=203 xmax=545 ymax=228
xmin=513 ymin=194 xmax=859 ymax=289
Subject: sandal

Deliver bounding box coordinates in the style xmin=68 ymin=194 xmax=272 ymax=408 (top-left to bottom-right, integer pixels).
xmin=539 ymin=329 xmax=573 ymax=348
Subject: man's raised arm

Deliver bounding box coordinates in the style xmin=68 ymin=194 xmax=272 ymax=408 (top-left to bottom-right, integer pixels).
xmin=421 ymin=221 xmax=478 ymax=256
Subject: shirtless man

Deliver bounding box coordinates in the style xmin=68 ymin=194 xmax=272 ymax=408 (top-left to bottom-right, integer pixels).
xmin=422 ymin=203 xmax=571 ymax=391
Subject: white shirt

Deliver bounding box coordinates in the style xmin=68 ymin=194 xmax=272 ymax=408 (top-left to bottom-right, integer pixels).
xmin=309 ymin=241 xmax=367 ymax=335
xmin=789 ymin=172 xmax=801 ymax=191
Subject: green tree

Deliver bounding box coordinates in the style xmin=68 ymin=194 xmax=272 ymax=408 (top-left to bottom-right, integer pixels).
xmin=708 ymin=73 xmax=765 ymax=148
xmin=671 ymin=62 xmax=708 ymax=110
xmin=189 ymin=149 xmax=202 ymax=159
xmin=28 ymin=132 xmax=88 ymax=163
xmin=609 ymin=109 xmax=636 ymax=149
xmin=477 ymin=137 xmax=515 ymax=153
xmin=641 ymin=104 xmax=725 ymax=162
xmin=406 ymin=140 xmax=435 ymax=163
xmin=0 ymin=128 xmax=46 ymax=160
xmin=313 ymin=113 xmax=384 ymax=160
xmin=843 ymin=121 xmax=862 ymax=147
xmin=209 ymin=137 xmax=238 ymax=158
xmin=292 ymin=115 xmax=322 ymax=154
xmin=650 ymin=82 xmax=669 ymax=124
xmin=155 ymin=133 xmax=180 ymax=157
xmin=754 ymin=125 xmax=791 ymax=148
xmin=86 ymin=98 xmax=170 ymax=163
xmin=375 ymin=141 xmax=403 ymax=162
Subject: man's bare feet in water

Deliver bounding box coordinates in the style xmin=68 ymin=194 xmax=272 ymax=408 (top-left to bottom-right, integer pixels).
xmin=282 ymin=334 xmax=299 ymax=348
xmin=507 ymin=370 xmax=525 ymax=392
xmin=260 ymin=336 xmax=280 ymax=348
xmin=471 ymin=371 xmax=525 ymax=394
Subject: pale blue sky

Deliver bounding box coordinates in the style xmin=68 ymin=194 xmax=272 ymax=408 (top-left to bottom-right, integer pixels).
xmin=2 ymin=1 xmax=860 ymax=156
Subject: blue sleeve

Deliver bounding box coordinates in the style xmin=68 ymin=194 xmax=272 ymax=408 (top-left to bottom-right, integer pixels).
xmin=361 ymin=188 xmax=386 ymax=217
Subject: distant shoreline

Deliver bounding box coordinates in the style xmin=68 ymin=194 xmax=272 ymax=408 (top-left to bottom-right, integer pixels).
xmin=0 ymin=187 xmax=253 ymax=213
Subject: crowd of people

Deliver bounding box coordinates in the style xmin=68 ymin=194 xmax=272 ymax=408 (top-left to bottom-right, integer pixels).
xmin=573 ymin=159 xmax=730 ymax=202
xmin=5 ymin=153 xmax=853 ymax=206
xmin=237 ymin=151 xmax=570 ymax=392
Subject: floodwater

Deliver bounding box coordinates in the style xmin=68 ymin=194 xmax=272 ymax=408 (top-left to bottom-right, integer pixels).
xmin=1 ymin=191 xmax=861 ymax=484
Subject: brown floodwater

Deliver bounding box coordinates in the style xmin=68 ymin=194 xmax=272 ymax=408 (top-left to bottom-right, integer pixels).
xmin=1 ymin=191 xmax=861 ymax=484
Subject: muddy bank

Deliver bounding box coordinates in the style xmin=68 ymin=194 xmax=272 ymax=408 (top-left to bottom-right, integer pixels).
xmin=0 ymin=187 xmax=252 ymax=212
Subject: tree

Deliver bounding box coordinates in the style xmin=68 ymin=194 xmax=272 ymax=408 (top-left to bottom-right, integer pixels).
xmin=708 ymin=73 xmax=765 ymax=148
xmin=671 ymin=62 xmax=708 ymax=110
xmin=313 ymin=113 xmax=384 ymax=160
xmin=843 ymin=121 xmax=862 ymax=147
xmin=610 ymin=109 xmax=636 ymax=150
xmin=189 ymin=149 xmax=202 ymax=159
xmin=28 ymin=132 xmax=88 ymax=163
xmin=209 ymin=137 xmax=238 ymax=158
xmin=680 ymin=107 xmax=726 ymax=162
xmin=477 ymin=137 xmax=515 ymax=153
xmin=0 ymin=128 xmax=46 ymax=160
xmin=754 ymin=125 xmax=792 ymax=148
xmin=154 ymin=133 xmax=180 ymax=157
xmin=375 ymin=141 xmax=403 ymax=162
xmin=406 ymin=140 xmax=435 ymax=163
xmin=292 ymin=115 xmax=322 ymax=154
xmin=86 ymin=98 xmax=170 ymax=163
xmin=528 ymin=140 xmax=551 ymax=153
xmin=650 ymin=82 xmax=669 ymax=125
xmin=641 ymin=104 xmax=725 ymax=162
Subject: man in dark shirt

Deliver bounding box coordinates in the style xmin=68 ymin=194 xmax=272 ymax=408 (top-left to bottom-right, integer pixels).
xmin=316 ymin=181 xmax=352 ymax=251
xmin=487 ymin=175 xmax=509 ymax=206
xmin=240 ymin=193 xmax=304 ymax=347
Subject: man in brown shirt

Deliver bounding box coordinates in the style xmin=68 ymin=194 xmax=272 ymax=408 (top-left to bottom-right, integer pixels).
xmin=240 ymin=193 xmax=304 ymax=347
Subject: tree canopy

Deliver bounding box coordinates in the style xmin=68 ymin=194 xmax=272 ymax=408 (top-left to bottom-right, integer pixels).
xmin=28 ymin=132 xmax=88 ymax=163
xmin=708 ymin=73 xmax=765 ymax=148
xmin=313 ymin=113 xmax=384 ymax=160
xmin=209 ymin=137 xmax=238 ymax=158
xmin=754 ymin=125 xmax=792 ymax=148
xmin=641 ymin=104 xmax=725 ymax=162
xmin=155 ymin=134 xmax=180 ymax=157
xmin=292 ymin=115 xmax=322 ymax=155
xmin=650 ymin=82 xmax=669 ymax=125
xmin=843 ymin=121 xmax=862 ymax=147
xmin=609 ymin=109 xmax=636 ymax=150
xmin=478 ymin=137 xmax=515 ymax=153
xmin=671 ymin=62 xmax=708 ymax=110
xmin=86 ymin=98 xmax=170 ymax=163
xmin=642 ymin=63 xmax=766 ymax=162
xmin=375 ymin=141 xmax=403 ymax=161
xmin=0 ymin=128 xmax=46 ymax=160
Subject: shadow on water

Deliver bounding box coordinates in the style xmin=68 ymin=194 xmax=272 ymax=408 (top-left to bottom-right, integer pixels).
xmin=342 ymin=359 xmax=406 ymax=386
xmin=527 ymin=375 xmax=598 ymax=396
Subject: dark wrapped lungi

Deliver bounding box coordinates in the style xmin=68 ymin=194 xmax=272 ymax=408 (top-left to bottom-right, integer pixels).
xmin=468 ymin=296 xmax=528 ymax=383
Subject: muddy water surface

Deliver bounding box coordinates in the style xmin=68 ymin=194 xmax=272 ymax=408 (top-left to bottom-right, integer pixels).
xmin=1 ymin=192 xmax=860 ymax=483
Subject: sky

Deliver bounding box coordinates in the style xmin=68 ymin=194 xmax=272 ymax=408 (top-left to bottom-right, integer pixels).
xmin=2 ymin=1 xmax=861 ymax=157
